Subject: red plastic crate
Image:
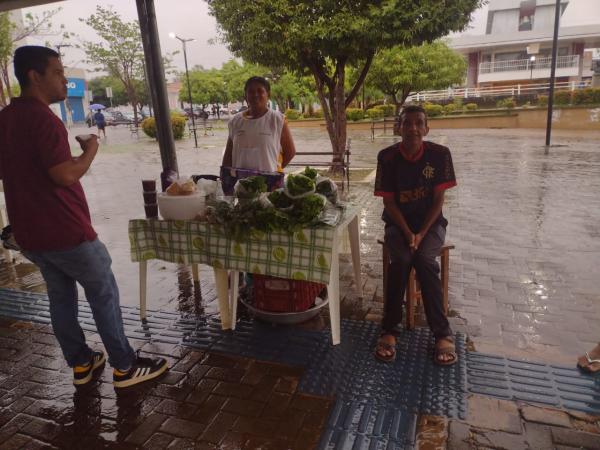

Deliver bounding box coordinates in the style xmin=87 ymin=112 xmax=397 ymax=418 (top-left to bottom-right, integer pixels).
xmin=253 ymin=275 xmax=326 ymax=313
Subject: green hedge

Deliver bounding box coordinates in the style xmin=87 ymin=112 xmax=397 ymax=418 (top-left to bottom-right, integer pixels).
xmin=373 ymin=104 xmax=395 ymax=117
xmin=465 ymin=103 xmax=478 ymax=111
xmin=346 ymin=108 xmax=365 ymax=121
xmin=142 ymin=112 xmax=187 ymax=140
xmin=366 ymin=108 xmax=384 ymax=120
xmin=423 ymin=103 xmax=443 ymax=117
xmin=496 ymin=97 xmax=516 ymax=109
xmin=285 ymin=109 xmax=301 ymax=120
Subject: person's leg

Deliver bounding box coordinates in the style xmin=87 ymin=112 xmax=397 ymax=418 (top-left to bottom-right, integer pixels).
xmin=412 ymin=223 xmax=451 ymax=338
xmin=43 ymin=240 xmax=135 ymax=371
xmin=413 ymin=224 xmax=456 ymax=364
xmin=22 ymin=251 xmax=92 ymax=367
xmin=376 ymin=225 xmax=412 ymax=360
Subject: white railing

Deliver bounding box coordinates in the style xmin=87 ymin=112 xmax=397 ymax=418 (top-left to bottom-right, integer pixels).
xmin=479 ymin=55 xmax=580 ymax=74
xmin=407 ymin=79 xmax=592 ymax=103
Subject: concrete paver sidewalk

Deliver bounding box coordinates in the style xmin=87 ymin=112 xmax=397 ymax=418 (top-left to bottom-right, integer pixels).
xmin=0 ymin=318 xmax=331 ymax=449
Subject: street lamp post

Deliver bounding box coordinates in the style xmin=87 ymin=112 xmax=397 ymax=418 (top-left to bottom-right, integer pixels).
xmin=169 ymin=32 xmax=198 ymax=148
xmin=529 ymin=55 xmax=536 ymax=80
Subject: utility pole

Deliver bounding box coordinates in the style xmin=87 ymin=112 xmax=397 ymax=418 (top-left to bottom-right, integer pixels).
xmin=545 ymin=0 xmax=561 ymax=150
xmin=170 ymin=33 xmax=198 ymax=148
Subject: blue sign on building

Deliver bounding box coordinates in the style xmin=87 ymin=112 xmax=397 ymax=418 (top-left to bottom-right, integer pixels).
xmin=59 ymin=77 xmax=86 ymax=123
xmin=66 ymin=78 xmax=86 ymax=98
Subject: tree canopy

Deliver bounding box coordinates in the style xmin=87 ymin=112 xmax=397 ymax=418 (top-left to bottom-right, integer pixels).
xmin=367 ymin=41 xmax=467 ymax=114
xmin=80 ymin=6 xmax=148 ymax=120
xmin=208 ymin=0 xmax=482 ymax=165
xmin=0 ymin=9 xmax=67 ymax=106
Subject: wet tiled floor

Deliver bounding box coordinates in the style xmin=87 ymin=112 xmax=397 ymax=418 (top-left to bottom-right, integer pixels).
xmin=1 ymin=123 xmax=599 ymax=448
xmin=2 ymin=124 xmax=600 ymax=363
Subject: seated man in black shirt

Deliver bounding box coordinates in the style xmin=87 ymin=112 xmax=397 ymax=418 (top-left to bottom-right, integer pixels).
xmin=374 ymin=105 xmax=457 ymax=365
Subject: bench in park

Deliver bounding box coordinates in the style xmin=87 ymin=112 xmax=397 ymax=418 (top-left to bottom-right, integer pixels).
xmin=287 ymin=138 xmax=352 ymax=191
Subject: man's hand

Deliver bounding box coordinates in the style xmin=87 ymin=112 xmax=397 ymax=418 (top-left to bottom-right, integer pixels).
xmin=75 ymin=134 xmax=99 ymax=154
xmin=412 ymin=232 xmax=424 ymax=251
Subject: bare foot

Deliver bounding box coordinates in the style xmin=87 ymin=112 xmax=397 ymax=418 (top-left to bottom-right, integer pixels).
xmin=577 ymin=343 xmax=600 ymax=373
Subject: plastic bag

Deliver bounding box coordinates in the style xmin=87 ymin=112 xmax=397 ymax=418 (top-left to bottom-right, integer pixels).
xmin=284 ymin=174 xmax=316 ymax=199
xmin=315 ymin=175 xmax=338 ymax=204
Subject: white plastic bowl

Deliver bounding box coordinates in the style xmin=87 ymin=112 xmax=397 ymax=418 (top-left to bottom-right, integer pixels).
xmin=157 ymin=192 xmax=206 ymax=220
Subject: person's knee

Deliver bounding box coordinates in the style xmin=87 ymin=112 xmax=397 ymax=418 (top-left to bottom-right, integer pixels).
xmin=412 ymin=250 xmax=438 ymax=270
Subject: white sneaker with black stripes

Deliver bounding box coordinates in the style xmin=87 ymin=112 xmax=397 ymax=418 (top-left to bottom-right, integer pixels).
xmin=113 ymin=352 xmax=168 ymax=388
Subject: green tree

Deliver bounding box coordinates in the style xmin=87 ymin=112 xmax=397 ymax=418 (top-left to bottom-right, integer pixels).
xmin=80 ymin=6 xmax=148 ymax=122
xmin=368 ymin=41 xmax=467 ymax=115
xmin=179 ymin=68 xmax=229 ymax=113
xmin=88 ymin=75 xmax=128 ymax=106
xmin=208 ymin=0 xmax=481 ymax=168
xmin=270 ymin=72 xmax=304 ymax=112
xmin=220 ymin=59 xmax=269 ymax=105
xmin=0 ymin=9 xmax=67 ymax=106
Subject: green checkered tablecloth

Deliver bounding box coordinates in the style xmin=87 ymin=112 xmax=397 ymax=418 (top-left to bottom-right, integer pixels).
xmin=129 ymin=219 xmax=338 ymax=284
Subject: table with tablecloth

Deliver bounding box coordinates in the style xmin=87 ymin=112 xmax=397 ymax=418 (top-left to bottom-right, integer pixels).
xmin=128 ymin=205 xmax=362 ymax=344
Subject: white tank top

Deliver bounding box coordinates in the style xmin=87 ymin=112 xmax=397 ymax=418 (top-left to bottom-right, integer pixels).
xmin=228 ymin=108 xmax=284 ymax=172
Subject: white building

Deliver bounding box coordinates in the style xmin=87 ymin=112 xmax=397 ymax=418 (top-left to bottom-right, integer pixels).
xmin=450 ymin=0 xmax=600 ymax=87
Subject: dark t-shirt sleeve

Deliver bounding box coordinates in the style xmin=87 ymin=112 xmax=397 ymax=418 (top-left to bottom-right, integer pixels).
xmin=35 ymin=115 xmax=72 ymax=170
xmin=374 ymin=151 xmax=395 ymax=198
xmin=433 ymin=147 xmax=457 ymax=193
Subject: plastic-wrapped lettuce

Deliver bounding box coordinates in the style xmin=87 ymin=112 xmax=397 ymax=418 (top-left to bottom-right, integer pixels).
xmin=267 ymin=188 xmax=294 ymax=209
xmin=290 ymin=193 xmax=327 ymax=226
xmin=284 ymin=174 xmax=315 ymax=198
xmin=315 ymin=176 xmax=338 ymax=204
xmin=234 ymin=176 xmax=268 ymax=199
xmin=302 ymin=166 xmax=318 ymax=180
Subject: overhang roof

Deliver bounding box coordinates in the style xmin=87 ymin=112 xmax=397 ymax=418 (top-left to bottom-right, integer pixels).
xmin=450 ymin=24 xmax=600 ymax=52
xmin=0 ymin=0 xmax=64 ymax=13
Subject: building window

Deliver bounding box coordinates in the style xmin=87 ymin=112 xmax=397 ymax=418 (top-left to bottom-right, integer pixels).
xmin=519 ymin=0 xmax=536 ymax=31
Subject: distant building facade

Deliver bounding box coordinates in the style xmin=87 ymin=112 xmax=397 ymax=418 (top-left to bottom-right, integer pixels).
xmin=450 ymin=0 xmax=600 ymax=88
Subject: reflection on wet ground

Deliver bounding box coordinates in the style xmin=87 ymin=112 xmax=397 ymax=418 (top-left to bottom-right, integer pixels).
xmin=1 ymin=124 xmax=600 ymax=363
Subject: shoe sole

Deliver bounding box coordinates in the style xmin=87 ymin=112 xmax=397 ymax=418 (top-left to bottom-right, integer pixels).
xmin=113 ymin=362 xmax=168 ymax=388
xmin=73 ymin=353 xmax=107 ymax=386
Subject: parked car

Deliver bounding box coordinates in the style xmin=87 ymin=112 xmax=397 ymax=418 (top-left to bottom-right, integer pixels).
xmin=184 ymin=107 xmax=209 ymax=120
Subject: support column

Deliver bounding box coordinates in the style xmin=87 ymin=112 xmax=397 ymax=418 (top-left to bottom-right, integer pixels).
xmin=136 ymin=0 xmax=178 ymax=190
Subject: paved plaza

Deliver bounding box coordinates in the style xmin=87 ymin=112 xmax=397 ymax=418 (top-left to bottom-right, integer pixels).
xmin=0 ymin=122 xmax=599 ymax=448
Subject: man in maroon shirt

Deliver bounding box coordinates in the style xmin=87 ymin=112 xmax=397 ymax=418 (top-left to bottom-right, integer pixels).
xmin=0 ymin=46 xmax=167 ymax=388
xmin=374 ymin=105 xmax=457 ymax=366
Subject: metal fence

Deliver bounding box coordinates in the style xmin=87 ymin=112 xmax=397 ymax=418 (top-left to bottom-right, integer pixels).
xmin=408 ymin=79 xmax=592 ymax=103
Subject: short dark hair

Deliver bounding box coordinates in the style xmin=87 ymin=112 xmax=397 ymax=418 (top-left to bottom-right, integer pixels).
xmin=399 ymin=104 xmax=428 ymax=126
xmin=244 ymin=76 xmax=270 ymax=95
xmin=14 ymin=46 xmax=60 ymax=89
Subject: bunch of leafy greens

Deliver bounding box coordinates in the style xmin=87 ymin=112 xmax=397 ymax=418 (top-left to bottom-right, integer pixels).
xmin=286 ymin=174 xmax=315 ymax=197
xmin=268 ymin=189 xmax=293 ymax=209
xmin=289 ymin=194 xmax=326 ymax=226
xmin=302 ymin=166 xmax=318 ymax=180
xmin=236 ymin=176 xmax=268 ymax=198
xmin=316 ymin=179 xmax=338 ymax=204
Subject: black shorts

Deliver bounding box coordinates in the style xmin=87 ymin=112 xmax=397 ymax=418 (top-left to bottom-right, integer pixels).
xmin=97 ymin=124 xmax=106 ymax=130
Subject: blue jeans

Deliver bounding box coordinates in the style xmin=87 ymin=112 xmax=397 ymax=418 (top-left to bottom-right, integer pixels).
xmin=24 ymin=239 xmax=135 ymax=370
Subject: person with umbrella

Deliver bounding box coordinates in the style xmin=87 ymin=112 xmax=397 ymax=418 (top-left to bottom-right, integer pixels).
xmin=91 ymin=104 xmax=107 ymax=139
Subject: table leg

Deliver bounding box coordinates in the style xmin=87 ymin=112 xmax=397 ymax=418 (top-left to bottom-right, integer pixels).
xmin=328 ymin=234 xmax=341 ymax=345
xmin=348 ymin=215 xmax=363 ymax=297
xmin=230 ymin=271 xmax=239 ymax=330
xmin=213 ymin=268 xmax=232 ymax=329
xmin=139 ymin=260 xmax=147 ymax=322
xmin=191 ymin=264 xmax=199 ymax=283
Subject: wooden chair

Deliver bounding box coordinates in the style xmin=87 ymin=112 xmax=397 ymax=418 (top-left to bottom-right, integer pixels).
xmin=378 ymin=239 xmax=454 ymax=330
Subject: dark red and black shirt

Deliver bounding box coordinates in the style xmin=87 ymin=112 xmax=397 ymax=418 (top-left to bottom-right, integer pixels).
xmin=374 ymin=141 xmax=456 ymax=232
xmin=0 ymin=97 xmax=97 ymax=251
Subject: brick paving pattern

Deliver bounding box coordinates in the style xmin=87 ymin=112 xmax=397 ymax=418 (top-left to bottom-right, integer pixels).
xmin=0 ymin=318 xmax=332 ymax=449
xmin=1 ymin=125 xmax=599 ymax=448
